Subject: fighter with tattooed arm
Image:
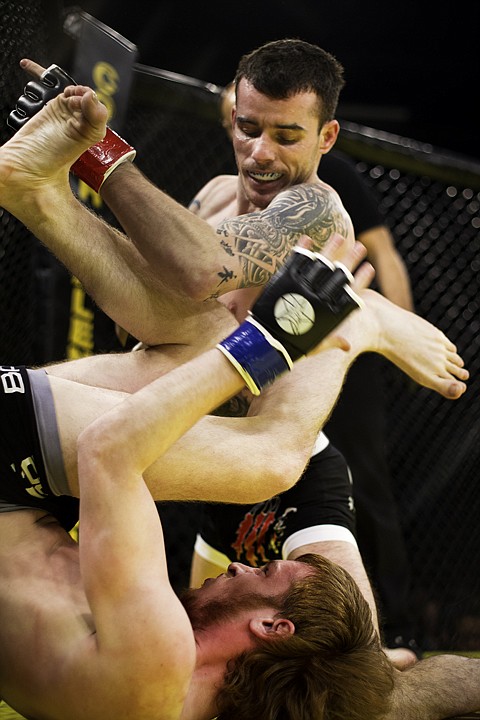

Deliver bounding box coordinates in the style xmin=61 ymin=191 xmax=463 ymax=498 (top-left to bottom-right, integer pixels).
xmin=0 ymin=41 xmax=476 ymax=720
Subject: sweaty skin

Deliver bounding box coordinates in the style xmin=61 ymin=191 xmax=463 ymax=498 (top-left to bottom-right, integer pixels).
xmin=0 ymin=54 xmax=474 ymax=720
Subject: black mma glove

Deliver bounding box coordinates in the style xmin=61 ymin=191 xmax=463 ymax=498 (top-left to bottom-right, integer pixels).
xmin=7 ymin=65 xmax=76 ymax=130
xmin=7 ymin=64 xmax=135 ymax=192
xmin=217 ymin=246 xmax=363 ymax=395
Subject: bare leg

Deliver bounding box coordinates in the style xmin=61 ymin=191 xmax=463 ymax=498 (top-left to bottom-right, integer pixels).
xmin=0 ymin=85 xmax=231 ymax=347
xmin=47 ymin=282 xmax=467 ymax=500
xmin=20 ymin=58 xmax=345 ymax=305
xmin=387 ymin=655 xmax=480 ymax=719
xmin=48 ymin=237 xmax=369 ymax=496
xmin=9 ymin=63 xmax=470 ymax=393
xmin=357 ymin=289 xmax=469 ymax=400
xmin=18 ymin=59 xmax=237 ymax=301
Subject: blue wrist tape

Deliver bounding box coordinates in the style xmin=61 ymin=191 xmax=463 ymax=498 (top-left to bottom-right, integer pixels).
xmin=217 ymin=318 xmax=292 ymax=395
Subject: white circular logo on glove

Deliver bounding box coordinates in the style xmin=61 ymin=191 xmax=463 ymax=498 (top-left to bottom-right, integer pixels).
xmin=274 ymin=293 xmax=315 ymax=335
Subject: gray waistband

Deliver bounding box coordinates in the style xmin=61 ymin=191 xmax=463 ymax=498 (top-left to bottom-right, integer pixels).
xmin=27 ymin=368 xmax=70 ymax=497
xmin=0 ymin=502 xmax=36 ymax=513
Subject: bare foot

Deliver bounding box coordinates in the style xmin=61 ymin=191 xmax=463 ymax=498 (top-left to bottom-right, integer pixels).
xmin=362 ymin=289 xmax=469 ymax=399
xmin=0 ymin=84 xmax=107 ymax=214
xmin=278 ymin=239 xmax=468 ymax=399
xmin=296 ymin=233 xmax=375 ymax=353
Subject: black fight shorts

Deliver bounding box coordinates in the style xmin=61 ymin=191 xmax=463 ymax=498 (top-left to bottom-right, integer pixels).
xmin=196 ymin=438 xmax=357 ymax=567
xmin=0 ymin=365 xmax=79 ymax=530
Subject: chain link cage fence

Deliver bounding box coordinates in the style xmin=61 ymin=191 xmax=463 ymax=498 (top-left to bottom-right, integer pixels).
xmin=1 ymin=0 xmax=479 ymax=653
xmin=0 ymin=0 xmax=69 ymax=365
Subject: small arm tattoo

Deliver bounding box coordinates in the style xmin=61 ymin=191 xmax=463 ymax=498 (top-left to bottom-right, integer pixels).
xmin=212 ymin=391 xmax=252 ymax=418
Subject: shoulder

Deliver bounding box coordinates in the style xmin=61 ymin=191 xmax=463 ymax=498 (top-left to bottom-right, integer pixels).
xmin=272 ymin=179 xmax=342 ymax=204
xmin=265 ymin=180 xmax=348 ymax=221
xmin=191 ymin=174 xmax=237 ymax=202
xmin=260 ymin=181 xmax=354 ymax=250
xmin=189 ymin=175 xmax=238 ymax=219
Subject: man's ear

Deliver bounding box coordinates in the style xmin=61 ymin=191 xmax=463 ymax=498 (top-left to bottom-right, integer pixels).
xmin=249 ymin=616 xmax=295 ymax=639
xmin=319 ymin=119 xmax=340 ymax=153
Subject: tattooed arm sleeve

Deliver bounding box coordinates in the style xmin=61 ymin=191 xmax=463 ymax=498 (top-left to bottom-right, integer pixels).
xmin=213 ymin=183 xmax=354 ymax=294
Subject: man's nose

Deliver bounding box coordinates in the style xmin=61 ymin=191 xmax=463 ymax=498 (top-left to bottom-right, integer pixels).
xmin=251 ymin=135 xmax=276 ymax=163
xmin=228 ymin=562 xmax=255 ymax=576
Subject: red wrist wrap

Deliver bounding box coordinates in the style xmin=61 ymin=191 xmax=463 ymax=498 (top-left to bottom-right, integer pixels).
xmin=70 ymin=127 xmax=136 ymax=193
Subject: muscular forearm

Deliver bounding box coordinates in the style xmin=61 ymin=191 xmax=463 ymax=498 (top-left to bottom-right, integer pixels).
xmin=101 ymin=163 xmax=232 ymax=299
xmin=102 ymin=169 xmax=357 ymax=302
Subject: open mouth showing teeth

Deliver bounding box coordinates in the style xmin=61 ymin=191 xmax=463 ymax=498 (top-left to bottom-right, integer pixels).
xmin=248 ymin=171 xmax=282 ymax=182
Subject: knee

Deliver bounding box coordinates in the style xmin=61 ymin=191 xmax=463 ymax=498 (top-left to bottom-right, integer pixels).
xmin=249 ymin=451 xmax=308 ymax=501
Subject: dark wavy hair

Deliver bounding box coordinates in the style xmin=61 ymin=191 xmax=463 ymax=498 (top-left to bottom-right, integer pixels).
xmin=215 ymin=553 xmax=394 ymax=720
xmin=234 ymin=38 xmax=345 ymax=127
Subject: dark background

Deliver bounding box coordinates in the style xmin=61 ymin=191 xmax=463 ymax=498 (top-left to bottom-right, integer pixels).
xmin=1 ymin=0 xmax=479 ymax=651
xmin=57 ymin=0 xmax=480 ymax=161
